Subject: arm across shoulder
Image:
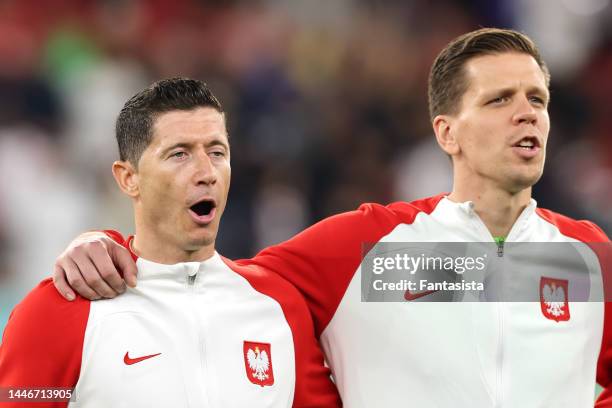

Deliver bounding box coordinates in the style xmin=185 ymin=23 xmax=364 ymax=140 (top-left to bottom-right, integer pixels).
xmin=53 ymin=230 xmax=137 ymax=301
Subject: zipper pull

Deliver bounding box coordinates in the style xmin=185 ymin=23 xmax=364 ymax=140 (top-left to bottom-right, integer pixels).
xmin=185 ymin=263 xmax=200 ymax=287
xmin=188 ymin=274 xmax=196 ymax=285
xmin=494 ymin=237 xmax=505 ymax=257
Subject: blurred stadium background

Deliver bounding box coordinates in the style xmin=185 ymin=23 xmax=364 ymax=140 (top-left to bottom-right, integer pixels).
xmin=0 ymin=0 xmax=610 ymax=366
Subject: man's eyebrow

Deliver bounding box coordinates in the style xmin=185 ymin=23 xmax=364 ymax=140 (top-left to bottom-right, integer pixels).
xmin=481 ymin=85 xmax=549 ymax=100
xmin=526 ymin=85 xmax=550 ymax=99
xmin=482 ymin=87 xmax=515 ymax=99
xmin=206 ymin=139 xmax=229 ymax=150
xmin=159 ymin=138 xmax=230 ymax=157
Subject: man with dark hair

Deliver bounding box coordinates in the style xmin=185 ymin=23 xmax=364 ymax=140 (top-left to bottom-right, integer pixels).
xmin=116 ymin=77 xmax=225 ymax=165
xmin=0 ymin=78 xmax=341 ymax=407
xmin=47 ymin=28 xmax=610 ymax=406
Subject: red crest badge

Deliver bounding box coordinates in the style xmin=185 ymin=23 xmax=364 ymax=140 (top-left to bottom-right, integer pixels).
xmin=243 ymin=341 xmax=274 ymax=387
xmin=540 ymin=277 xmax=570 ymax=322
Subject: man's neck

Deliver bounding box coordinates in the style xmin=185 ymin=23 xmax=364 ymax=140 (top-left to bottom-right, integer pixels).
xmin=447 ymin=184 xmax=532 ymax=238
xmin=131 ymin=226 xmax=215 ymax=265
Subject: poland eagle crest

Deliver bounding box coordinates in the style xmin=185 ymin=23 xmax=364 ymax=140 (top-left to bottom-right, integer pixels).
xmin=540 ymin=277 xmax=570 ymax=322
xmin=243 ymin=341 xmax=274 ymax=386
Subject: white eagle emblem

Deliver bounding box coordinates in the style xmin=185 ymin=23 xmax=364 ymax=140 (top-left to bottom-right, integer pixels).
xmin=542 ymin=283 xmax=566 ymax=318
xmin=247 ymin=346 xmax=270 ymax=381
xmin=539 ymin=277 xmax=570 ymax=322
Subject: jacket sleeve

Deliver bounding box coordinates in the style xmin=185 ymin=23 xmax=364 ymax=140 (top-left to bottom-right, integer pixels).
xmin=283 ymin=282 xmax=342 ymax=408
xmin=221 ymin=257 xmax=342 ymax=408
xmin=595 ymin=239 xmax=612 ymax=406
xmin=0 ymin=279 xmax=90 ymax=407
xmin=240 ymin=202 xmax=425 ymax=337
xmin=598 ymin=303 xmax=612 ymax=406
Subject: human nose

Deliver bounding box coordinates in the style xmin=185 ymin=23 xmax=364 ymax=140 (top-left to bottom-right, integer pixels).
xmin=193 ymin=151 xmax=217 ymax=185
xmin=512 ymin=95 xmax=537 ymax=126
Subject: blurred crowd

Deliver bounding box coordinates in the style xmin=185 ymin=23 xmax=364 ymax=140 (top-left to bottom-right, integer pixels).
xmin=0 ymin=0 xmax=611 ymax=327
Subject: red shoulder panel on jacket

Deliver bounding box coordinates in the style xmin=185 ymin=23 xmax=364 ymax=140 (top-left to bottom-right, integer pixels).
xmin=243 ymin=194 xmax=446 ymax=337
xmin=535 ymin=208 xmax=609 ymax=242
xmin=220 ymin=257 xmax=341 ymax=408
xmin=0 ymin=279 xmax=90 ymax=407
xmin=536 ymin=208 xmax=612 ymax=404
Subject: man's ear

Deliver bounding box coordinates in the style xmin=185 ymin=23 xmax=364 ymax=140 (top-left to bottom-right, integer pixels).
xmin=112 ymin=160 xmax=139 ymax=198
xmin=433 ymin=115 xmax=460 ymax=156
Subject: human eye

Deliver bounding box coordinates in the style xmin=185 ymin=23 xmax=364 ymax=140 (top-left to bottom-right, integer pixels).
xmin=488 ymin=95 xmax=509 ymax=105
xmin=169 ymin=150 xmax=188 ymax=160
xmin=208 ymin=147 xmax=227 ymax=159
xmin=529 ymin=95 xmax=547 ymax=106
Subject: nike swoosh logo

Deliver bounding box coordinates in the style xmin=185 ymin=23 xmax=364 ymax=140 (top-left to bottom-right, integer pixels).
xmin=124 ymin=351 xmax=162 ymax=365
xmin=404 ymin=289 xmax=439 ymax=301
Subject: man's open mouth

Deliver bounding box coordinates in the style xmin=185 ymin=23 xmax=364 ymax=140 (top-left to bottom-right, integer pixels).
xmin=188 ymin=199 xmax=217 ymax=224
xmin=190 ymin=199 xmax=216 ymax=217
xmin=513 ymin=136 xmax=540 ymax=151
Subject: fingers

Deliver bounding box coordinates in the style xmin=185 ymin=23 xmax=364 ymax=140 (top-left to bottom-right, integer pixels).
xmin=71 ymin=250 xmax=119 ymax=299
xmin=88 ymin=240 xmax=127 ymax=294
xmin=52 ymin=232 xmax=134 ymax=301
xmin=53 ymin=263 xmax=75 ymax=301
xmin=110 ymin=243 xmax=138 ymax=288
xmin=61 ymin=257 xmax=102 ymax=301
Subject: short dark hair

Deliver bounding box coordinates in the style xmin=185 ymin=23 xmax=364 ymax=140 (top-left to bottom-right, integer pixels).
xmin=428 ymin=28 xmax=550 ymax=121
xmin=116 ymin=77 xmax=224 ymax=165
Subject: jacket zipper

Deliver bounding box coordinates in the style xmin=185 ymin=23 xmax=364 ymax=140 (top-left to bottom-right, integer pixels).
xmin=470 ymin=216 xmax=506 ymax=406
xmin=471 ymin=203 xmax=534 ymax=407
xmin=187 ymin=272 xmax=208 ymax=406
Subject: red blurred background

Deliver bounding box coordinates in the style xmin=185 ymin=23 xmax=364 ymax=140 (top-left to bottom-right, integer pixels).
xmin=0 ymin=0 xmax=610 ymax=333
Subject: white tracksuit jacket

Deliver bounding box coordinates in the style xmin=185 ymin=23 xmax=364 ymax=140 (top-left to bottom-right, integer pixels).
xmin=0 ymin=248 xmax=340 ymax=408
xmin=249 ymin=194 xmax=611 ymax=407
